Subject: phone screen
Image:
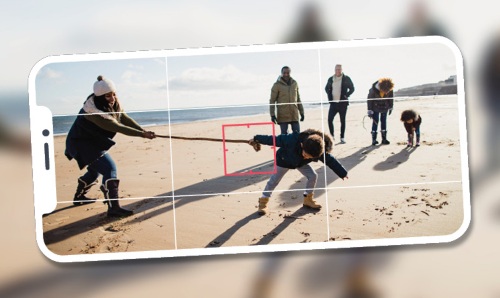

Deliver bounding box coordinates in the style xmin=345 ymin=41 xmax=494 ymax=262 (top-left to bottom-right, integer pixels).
xmin=29 ymin=37 xmax=470 ymax=262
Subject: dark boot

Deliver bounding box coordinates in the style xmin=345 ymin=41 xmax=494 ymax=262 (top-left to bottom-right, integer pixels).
xmin=73 ymin=178 xmax=98 ymax=206
xmin=371 ymin=131 xmax=378 ymax=146
xmin=100 ymin=179 xmax=133 ymax=218
xmin=381 ymin=130 xmax=390 ymax=145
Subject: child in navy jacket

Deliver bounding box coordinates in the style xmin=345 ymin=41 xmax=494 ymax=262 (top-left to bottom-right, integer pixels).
xmin=249 ymin=129 xmax=348 ymax=215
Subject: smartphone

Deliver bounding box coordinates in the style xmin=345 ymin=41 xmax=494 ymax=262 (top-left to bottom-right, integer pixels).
xmin=29 ymin=36 xmax=470 ymax=262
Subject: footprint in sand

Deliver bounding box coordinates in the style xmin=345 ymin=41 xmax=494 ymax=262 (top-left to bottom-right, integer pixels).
xmin=101 ymin=225 xmax=120 ymax=233
xmin=330 ymin=209 xmax=344 ymax=219
xmin=329 ymin=236 xmax=352 ymax=241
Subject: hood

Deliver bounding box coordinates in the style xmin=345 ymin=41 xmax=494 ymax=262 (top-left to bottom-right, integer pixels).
xmin=82 ymin=95 xmax=117 ymax=121
xmin=277 ymin=75 xmax=295 ymax=85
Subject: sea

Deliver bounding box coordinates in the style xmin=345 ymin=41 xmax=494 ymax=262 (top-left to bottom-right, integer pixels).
xmin=52 ymin=103 xmax=321 ymax=135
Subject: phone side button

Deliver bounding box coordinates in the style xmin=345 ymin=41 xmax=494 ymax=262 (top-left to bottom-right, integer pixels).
xmin=44 ymin=143 xmax=50 ymax=170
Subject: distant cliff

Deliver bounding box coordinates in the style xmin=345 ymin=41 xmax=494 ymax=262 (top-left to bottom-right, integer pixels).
xmin=395 ymin=75 xmax=457 ymax=97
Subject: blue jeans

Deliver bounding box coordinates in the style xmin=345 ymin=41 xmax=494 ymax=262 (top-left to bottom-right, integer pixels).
xmin=371 ymin=111 xmax=388 ymax=132
xmin=80 ymin=153 xmax=117 ymax=185
xmin=279 ymin=121 xmax=300 ymax=135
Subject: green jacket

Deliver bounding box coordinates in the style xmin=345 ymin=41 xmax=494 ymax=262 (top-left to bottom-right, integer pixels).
xmin=269 ymin=76 xmax=304 ymax=123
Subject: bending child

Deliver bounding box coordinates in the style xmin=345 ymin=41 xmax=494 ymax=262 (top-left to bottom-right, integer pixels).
xmin=249 ymin=129 xmax=348 ymax=215
xmin=400 ymin=109 xmax=422 ymax=147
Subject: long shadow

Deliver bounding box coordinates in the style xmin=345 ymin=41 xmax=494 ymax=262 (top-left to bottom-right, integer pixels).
xmin=236 ymin=145 xmax=382 ymax=247
xmin=275 ymin=144 xmax=380 ymax=204
xmin=43 ymin=143 xmax=392 ymax=247
xmin=43 ymin=214 xmax=125 ymax=243
xmin=43 ymin=161 xmax=275 ymax=245
xmin=201 ymin=145 xmax=382 ymax=248
xmin=204 ymin=213 xmax=260 ymax=248
xmin=42 ymin=204 xmax=81 ymax=217
xmin=253 ymin=207 xmax=320 ymax=246
xmin=372 ymin=146 xmax=417 ymax=171
xmin=126 ymin=160 xmax=275 ymax=224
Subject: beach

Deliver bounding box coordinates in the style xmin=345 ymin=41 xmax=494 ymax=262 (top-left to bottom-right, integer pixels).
xmin=43 ymin=95 xmax=466 ymax=256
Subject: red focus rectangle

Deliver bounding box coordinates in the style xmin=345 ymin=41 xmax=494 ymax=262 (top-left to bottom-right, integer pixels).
xmin=222 ymin=122 xmax=277 ymax=176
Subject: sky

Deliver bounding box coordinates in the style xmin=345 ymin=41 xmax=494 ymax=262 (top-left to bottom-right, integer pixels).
xmin=34 ymin=58 xmax=168 ymax=114
xmin=33 ymin=39 xmax=457 ymax=115
xmin=2 ymin=0 xmax=486 ymax=96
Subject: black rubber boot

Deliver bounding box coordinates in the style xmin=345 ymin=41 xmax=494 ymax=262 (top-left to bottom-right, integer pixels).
xmin=371 ymin=131 xmax=378 ymax=146
xmin=100 ymin=179 xmax=133 ymax=218
xmin=381 ymin=130 xmax=390 ymax=145
xmin=73 ymin=178 xmax=98 ymax=206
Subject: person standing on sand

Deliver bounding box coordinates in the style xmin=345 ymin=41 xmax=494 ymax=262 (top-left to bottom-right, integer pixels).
xmin=65 ymin=75 xmax=156 ymax=217
xmin=367 ymin=78 xmax=395 ymax=146
xmin=249 ymin=128 xmax=348 ymax=215
xmin=324 ymin=64 xmax=355 ymax=143
xmin=269 ymin=66 xmax=305 ymax=135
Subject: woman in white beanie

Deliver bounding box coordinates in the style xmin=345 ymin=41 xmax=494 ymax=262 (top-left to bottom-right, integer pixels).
xmin=65 ymin=76 xmax=156 ymax=217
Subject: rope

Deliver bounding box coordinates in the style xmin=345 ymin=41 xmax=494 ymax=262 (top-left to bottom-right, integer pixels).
xmin=362 ymin=116 xmax=378 ymax=132
xmin=155 ymin=134 xmax=261 ymax=151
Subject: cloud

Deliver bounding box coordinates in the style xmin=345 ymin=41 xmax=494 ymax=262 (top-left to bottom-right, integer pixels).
xmin=121 ymin=70 xmax=141 ymax=82
xmin=38 ymin=67 xmax=63 ymax=80
xmin=169 ymin=65 xmax=269 ymax=90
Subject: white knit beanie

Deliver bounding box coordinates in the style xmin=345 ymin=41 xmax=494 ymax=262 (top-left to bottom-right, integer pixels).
xmin=93 ymin=75 xmax=116 ymax=96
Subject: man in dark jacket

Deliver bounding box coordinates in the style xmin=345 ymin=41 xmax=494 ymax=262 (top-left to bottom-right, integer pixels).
xmin=324 ymin=64 xmax=355 ymax=143
xmin=249 ymin=129 xmax=348 ymax=215
xmin=367 ymin=78 xmax=394 ymax=145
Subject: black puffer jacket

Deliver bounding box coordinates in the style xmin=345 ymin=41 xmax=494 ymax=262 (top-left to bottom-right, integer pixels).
xmin=254 ymin=129 xmax=347 ymax=178
xmin=367 ymin=81 xmax=394 ymax=113
xmin=65 ymin=107 xmax=116 ymax=170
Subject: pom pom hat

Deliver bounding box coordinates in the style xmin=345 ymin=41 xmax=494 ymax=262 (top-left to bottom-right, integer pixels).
xmin=93 ymin=75 xmax=116 ymax=96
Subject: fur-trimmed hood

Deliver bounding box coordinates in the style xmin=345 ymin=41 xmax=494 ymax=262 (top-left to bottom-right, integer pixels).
xmin=276 ymin=75 xmax=296 ymax=86
xmin=82 ymin=95 xmax=122 ymax=121
xmin=373 ymin=78 xmax=394 ymax=92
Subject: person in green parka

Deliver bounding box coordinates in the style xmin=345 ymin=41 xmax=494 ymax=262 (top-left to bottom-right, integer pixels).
xmin=269 ymin=66 xmax=305 ymax=135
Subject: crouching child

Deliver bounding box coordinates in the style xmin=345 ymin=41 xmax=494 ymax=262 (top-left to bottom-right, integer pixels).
xmin=400 ymin=109 xmax=422 ymax=147
xmin=249 ymin=129 xmax=348 ymax=215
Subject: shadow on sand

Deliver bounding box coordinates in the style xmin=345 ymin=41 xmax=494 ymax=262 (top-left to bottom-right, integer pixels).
xmin=44 ymin=144 xmax=387 ymax=248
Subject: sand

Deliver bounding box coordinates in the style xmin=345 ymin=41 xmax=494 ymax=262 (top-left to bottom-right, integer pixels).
xmin=42 ymin=95 xmax=466 ymax=257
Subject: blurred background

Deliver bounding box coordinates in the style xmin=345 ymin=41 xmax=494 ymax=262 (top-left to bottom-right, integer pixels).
xmin=1 ymin=0 xmax=500 ymax=297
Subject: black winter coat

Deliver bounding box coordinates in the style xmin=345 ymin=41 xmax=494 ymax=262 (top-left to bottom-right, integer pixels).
xmin=367 ymin=81 xmax=394 ymax=113
xmin=324 ymin=74 xmax=355 ymax=105
xmin=65 ymin=109 xmax=116 ymax=170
